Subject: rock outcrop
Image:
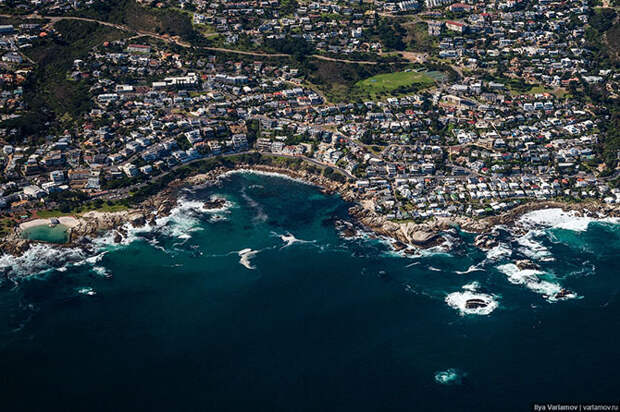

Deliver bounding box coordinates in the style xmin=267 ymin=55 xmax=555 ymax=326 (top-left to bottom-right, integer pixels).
xmin=2 ymin=162 xmax=619 ymax=257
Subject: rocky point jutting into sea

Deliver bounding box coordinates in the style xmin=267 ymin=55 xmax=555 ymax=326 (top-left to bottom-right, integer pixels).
xmin=2 ymin=163 xmax=619 ymax=257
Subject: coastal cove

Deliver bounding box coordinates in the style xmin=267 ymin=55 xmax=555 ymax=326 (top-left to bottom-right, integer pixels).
xmin=4 ymin=154 xmax=619 ymax=257
xmin=0 ymin=0 xmax=618 ymax=408
xmin=0 ymin=172 xmax=619 ymax=411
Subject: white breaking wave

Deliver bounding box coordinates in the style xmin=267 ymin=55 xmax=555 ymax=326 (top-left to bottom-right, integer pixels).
xmin=462 ymin=281 xmax=480 ymax=291
xmin=85 ymin=251 xmax=107 ymax=265
xmin=155 ymin=198 xmax=208 ymax=240
xmin=76 ymin=287 xmax=96 ymax=296
xmin=92 ymin=266 xmax=111 ymax=278
xmin=202 ymin=195 xmax=235 ymax=213
xmin=485 ymin=243 xmax=512 ymax=261
xmin=455 ymin=265 xmax=483 ymax=275
xmin=410 ymin=246 xmax=453 ymax=258
xmin=273 ymin=232 xmax=315 ymax=248
xmin=445 ymin=282 xmax=498 ymax=316
xmin=238 ymin=248 xmax=259 ymax=270
xmin=516 ymin=230 xmax=554 ymax=262
xmin=93 ymin=197 xmax=221 ymax=249
xmin=428 ymin=266 xmax=442 ymax=272
xmin=0 ymin=244 xmax=87 ymax=279
xmin=518 ymin=208 xmax=619 ymax=232
xmin=496 ymin=263 xmax=577 ymax=302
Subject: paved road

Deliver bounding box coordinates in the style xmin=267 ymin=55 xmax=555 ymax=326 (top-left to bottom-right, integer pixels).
xmin=112 ymin=149 xmax=355 ymax=198
xmin=0 ymin=12 xmax=398 ymax=64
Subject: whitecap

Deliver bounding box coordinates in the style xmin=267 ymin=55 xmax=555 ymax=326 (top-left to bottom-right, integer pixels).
xmin=95 ymin=197 xmax=211 ymax=247
xmin=0 ymin=244 xmax=87 ymax=279
xmin=272 ymin=231 xmax=314 ymax=248
xmin=428 ymin=266 xmax=442 ymax=272
xmin=455 ymin=265 xmax=483 ymax=275
xmin=238 ymin=248 xmax=259 ymax=270
xmin=516 ymin=230 xmax=554 ymax=262
xmin=85 ymin=251 xmax=108 ymax=265
xmin=402 ymin=246 xmax=453 ymax=259
xmin=202 ymin=195 xmax=235 ymax=213
xmin=92 ymin=266 xmax=111 ymax=278
xmin=518 ymin=208 xmax=619 ymax=232
xmin=485 ymin=243 xmax=512 ymax=261
xmin=496 ymin=263 xmax=577 ymax=302
xmin=434 ymin=368 xmax=466 ymax=385
xmin=155 ymin=198 xmax=208 ymax=240
xmin=445 ymin=288 xmax=499 ymax=316
xmin=462 ymin=281 xmax=480 ymax=291
xmin=91 ymin=221 xmax=148 ymax=249
xmin=77 ymin=287 xmax=96 ymax=296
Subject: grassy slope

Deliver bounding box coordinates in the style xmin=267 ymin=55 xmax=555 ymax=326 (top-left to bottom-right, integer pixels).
xmin=305 ymin=59 xmax=435 ymax=102
xmin=356 ymin=71 xmax=435 ymax=92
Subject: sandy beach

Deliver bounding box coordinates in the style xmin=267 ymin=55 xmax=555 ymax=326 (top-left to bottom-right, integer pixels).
xmin=19 ymin=216 xmax=82 ymax=230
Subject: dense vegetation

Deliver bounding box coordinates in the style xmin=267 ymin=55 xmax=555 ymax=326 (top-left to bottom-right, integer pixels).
xmin=374 ymin=20 xmax=407 ymax=51
xmin=264 ymin=37 xmax=315 ymax=60
xmin=590 ymin=7 xmax=617 ymax=32
xmin=1 ymin=20 xmax=125 ymax=143
xmin=73 ymin=0 xmax=201 ymax=43
xmin=583 ymin=6 xmax=620 ymax=176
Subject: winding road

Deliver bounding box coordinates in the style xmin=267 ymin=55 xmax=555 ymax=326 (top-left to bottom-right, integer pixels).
xmin=0 ymin=12 xmax=395 ymax=64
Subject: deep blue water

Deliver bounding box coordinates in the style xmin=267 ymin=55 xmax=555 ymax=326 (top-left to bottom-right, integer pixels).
xmin=0 ymin=172 xmax=619 ymax=411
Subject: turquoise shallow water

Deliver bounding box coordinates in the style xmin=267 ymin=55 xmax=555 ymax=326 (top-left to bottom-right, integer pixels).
xmin=22 ymin=223 xmax=70 ymax=243
xmin=0 ymin=172 xmax=619 ymax=411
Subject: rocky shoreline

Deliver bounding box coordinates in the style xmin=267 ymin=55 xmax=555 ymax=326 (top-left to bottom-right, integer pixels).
xmin=2 ymin=163 xmax=619 ymax=257
xmin=349 ymin=199 xmax=620 ymax=250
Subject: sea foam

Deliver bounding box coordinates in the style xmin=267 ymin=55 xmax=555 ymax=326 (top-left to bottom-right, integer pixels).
xmin=518 ymin=208 xmax=619 ymax=232
xmin=445 ymin=283 xmax=498 ymax=316
xmin=434 ymin=368 xmax=466 ymax=385
xmin=238 ymin=248 xmax=259 ymax=270
xmin=516 ymin=230 xmax=554 ymax=262
xmin=273 ymin=232 xmax=315 ymax=248
xmin=0 ymin=244 xmax=87 ymax=279
xmin=485 ymin=243 xmax=512 ymax=261
xmin=496 ymin=263 xmax=577 ymax=302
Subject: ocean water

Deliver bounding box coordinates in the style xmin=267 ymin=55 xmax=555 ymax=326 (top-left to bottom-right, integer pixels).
xmin=0 ymin=172 xmax=619 ymax=411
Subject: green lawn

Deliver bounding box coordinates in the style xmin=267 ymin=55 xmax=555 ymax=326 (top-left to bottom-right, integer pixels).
xmin=355 ymin=70 xmax=435 ymax=94
xmin=36 ymin=202 xmax=130 ymax=218
xmin=36 ymin=209 xmax=70 ymax=218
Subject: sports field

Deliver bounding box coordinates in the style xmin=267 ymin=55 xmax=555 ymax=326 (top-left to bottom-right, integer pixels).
xmin=355 ymin=70 xmax=436 ymax=92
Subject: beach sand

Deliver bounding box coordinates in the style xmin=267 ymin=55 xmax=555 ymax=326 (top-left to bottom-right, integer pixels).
xmin=19 ymin=216 xmax=81 ymax=230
